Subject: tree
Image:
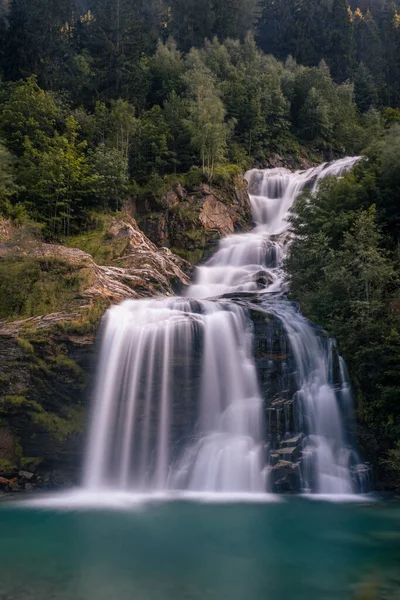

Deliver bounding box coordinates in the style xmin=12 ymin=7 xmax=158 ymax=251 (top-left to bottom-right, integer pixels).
xmin=163 ymin=91 xmax=192 ymax=172
xmin=256 ymin=0 xmax=297 ymax=60
xmin=328 ymin=0 xmax=354 ymax=82
xmin=0 ymin=142 xmax=17 ymax=216
xmin=81 ymin=0 xmax=159 ymax=107
xmin=132 ymin=105 xmax=170 ymax=180
xmin=0 ymin=76 xmax=58 ymax=156
xmin=148 ymin=38 xmax=185 ymax=105
xmin=285 ymin=145 xmax=400 ymax=485
xmin=354 ymin=62 xmax=378 ymax=113
xmin=183 ymin=52 xmax=233 ymax=177
xmin=108 ymin=99 xmax=137 ymax=173
xmin=89 ymin=144 xmax=128 ymax=210
xmin=3 ymin=0 xmax=76 ymax=89
xmin=353 ymin=8 xmax=385 ymax=94
xmin=18 ymin=117 xmax=97 ymax=234
xmin=298 ymin=87 xmax=332 ymax=140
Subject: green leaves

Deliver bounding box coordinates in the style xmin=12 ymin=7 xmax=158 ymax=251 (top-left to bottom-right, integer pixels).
xmin=286 ymin=137 xmax=400 ymax=484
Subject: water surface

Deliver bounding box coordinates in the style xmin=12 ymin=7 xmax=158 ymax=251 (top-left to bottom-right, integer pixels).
xmin=0 ymin=496 xmax=399 ymax=600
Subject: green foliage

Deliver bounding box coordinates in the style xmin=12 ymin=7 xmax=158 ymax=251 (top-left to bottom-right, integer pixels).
xmin=183 ymin=50 xmax=235 ymax=178
xmin=20 ymin=456 xmax=43 ymax=470
xmin=89 ymin=144 xmax=129 ymax=211
xmin=16 ymin=337 xmax=34 ymax=356
xmin=0 ymin=16 xmax=384 ymax=230
xmin=298 ymin=87 xmax=332 ymax=141
xmin=383 ymin=442 xmax=400 ymax=473
xmin=31 ymin=406 xmax=84 ymax=441
xmin=0 ymin=75 xmax=58 ymax=156
xmin=0 ymin=257 xmax=92 ymax=319
xmin=285 ymin=131 xmax=400 ymax=484
xmin=0 ymin=141 xmax=17 ymax=216
xmin=0 ymin=459 xmax=17 ymax=473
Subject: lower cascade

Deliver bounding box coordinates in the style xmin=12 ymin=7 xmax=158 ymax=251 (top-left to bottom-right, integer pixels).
xmin=84 ymin=157 xmax=369 ymax=496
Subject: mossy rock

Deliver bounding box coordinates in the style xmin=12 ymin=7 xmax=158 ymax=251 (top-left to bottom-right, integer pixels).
xmin=0 ymin=257 xmax=92 ymax=320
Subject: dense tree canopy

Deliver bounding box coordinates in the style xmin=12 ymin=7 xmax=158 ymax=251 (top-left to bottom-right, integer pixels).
xmin=285 ymin=133 xmax=400 ymax=484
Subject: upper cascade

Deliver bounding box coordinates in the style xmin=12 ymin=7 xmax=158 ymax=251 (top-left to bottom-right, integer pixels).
xmin=188 ymin=157 xmax=360 ymax=299
xmin=83 ymin=156 xmax=368 ymax=497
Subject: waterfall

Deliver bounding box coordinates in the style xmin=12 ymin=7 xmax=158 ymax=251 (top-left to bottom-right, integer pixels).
xmin=83 ymin=156 xmax=368 ymax=497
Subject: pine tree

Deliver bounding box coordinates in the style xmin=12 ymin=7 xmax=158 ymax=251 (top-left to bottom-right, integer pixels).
xmin=83 ymin=0 xmax=160 ymax=107
xmin=298 ymin=87 xmax=332 ymax=141
xmin=354 ymin=62 xmax=378 ymax=112
xmin=353 ymin=8 xmax=385 ymax=94
xmin=4 ymin=0 xmax=76 ymax=88
xmin=168 ymin=0 xmax=215 ymax=50
xmin=329 ymin=0 xmax=354 ymax=82
xmin=256 ymin=0 xmax=297 ymax=60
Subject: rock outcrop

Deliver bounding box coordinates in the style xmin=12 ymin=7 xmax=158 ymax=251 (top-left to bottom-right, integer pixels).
xmin=0 ymin=214 xmax=191 ymax=490
xmin=138 ymin=174 xmax=252 ymax=264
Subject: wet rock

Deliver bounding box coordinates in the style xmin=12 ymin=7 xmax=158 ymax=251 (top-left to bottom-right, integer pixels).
xmin=18 ymin=471 xmax=34 ymax=480
xmin=280 ymin=434 xmax=304 ymax=448
xmin=270 ymin=460 xmax=301 ymax=493
xmin=275 ymin=446 xmax=299 ymax=461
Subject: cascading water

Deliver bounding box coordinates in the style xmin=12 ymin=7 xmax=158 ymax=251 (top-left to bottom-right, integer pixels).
xmin=84 ymin=298 xmax=266 ymax=493
xmin=83 ymin=156 xmax=369 ymax=497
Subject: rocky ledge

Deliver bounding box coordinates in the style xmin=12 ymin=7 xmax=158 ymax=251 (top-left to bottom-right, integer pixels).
xmin=0 ymin=214 xmax=191 ymax=489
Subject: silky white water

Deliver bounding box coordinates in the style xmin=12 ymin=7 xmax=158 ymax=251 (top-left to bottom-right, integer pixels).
xmin=83 ymin=156 xmax=367 ymax=496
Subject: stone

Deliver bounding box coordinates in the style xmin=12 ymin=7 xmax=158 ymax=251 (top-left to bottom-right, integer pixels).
xmin=280 ymin=434 xmax=304 ymax=448
xmin=275 ymin=446 xmax=299 ymax=461
xmin=18 ymin=471 xmax=34 ymax=480
xmin=270 ymin=460 xmax=301 ymax=493
xmin=199 ymin=196 xmax=235 ymax=236
xmin=138 ymin=173 xmax=253 ymax=264
xmin=164 ymin=191 xmax=179 ymax=209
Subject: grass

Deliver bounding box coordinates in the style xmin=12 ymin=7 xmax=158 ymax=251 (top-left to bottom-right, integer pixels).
xmin=0 ymin=257 xmax=92 ymax=320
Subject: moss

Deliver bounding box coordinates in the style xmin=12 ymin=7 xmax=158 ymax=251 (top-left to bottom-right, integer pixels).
xmin=66 ymin=223 xmax=113 ymax=264
xmin=16 ymin=337 xmax=35 ymax=356
xmin=0 ymin=459 xmax=16 ymax=472
xmin=0 ymin=374 xmax=11 ymax=385
xmin=0 ymin=257 xmax=91 ymax=320
xmin=3 ymin=395 xmax=27 ymax=408
xmin=20 ymin=456 xmax=43 ymax=470
xmin=31 ymin=405 xmax=84 ymax=441
xmin=52 ymin=354 xmax=84 ymax=377
xmin=55 ymin=298 xmax=108 ymax=334
xmin=2 ymin=395 xmax=44 ymax=413
xmin=28 ymin=358 xmax=52 ymax=376
xmin=15 ymin=439 xmax=23 ymax=459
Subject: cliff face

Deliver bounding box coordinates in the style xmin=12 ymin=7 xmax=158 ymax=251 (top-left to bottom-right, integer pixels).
xmin=0 ymin=174 xmax=254 ymax=491
xmin=137 ymin=174 xmax=252 ymax=264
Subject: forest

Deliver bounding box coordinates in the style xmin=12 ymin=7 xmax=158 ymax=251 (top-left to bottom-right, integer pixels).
xmin=0 ymin=0 xmax=399 ymax=486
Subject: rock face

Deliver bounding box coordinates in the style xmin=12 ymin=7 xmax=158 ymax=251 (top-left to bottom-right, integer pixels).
xmin=249 ymin=306 xmax=303 ymax=493
xmin=0 ymin=215 xmax=191 ymax=490
xmin=138 ymin=175 xmax=252 ymax=264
